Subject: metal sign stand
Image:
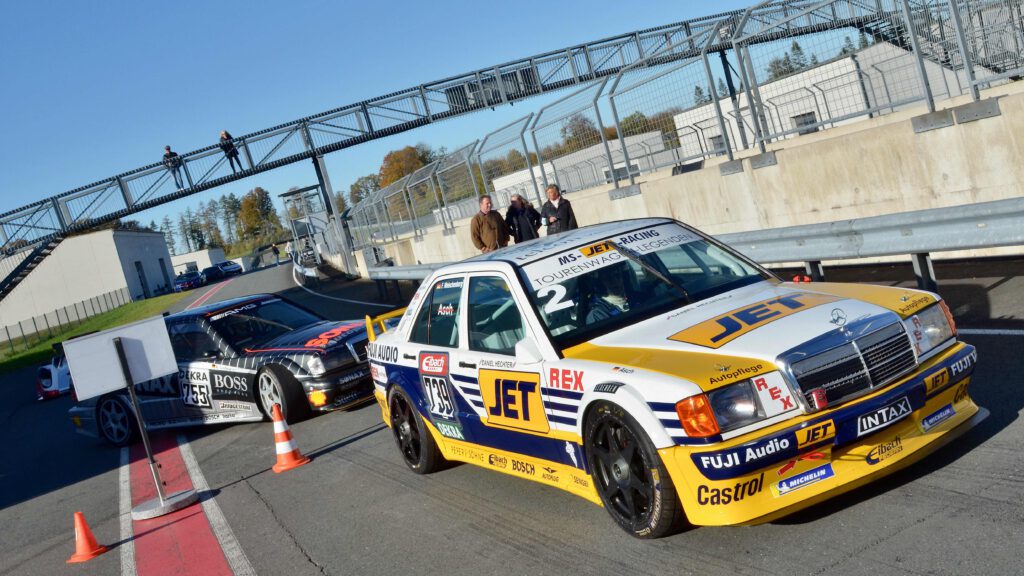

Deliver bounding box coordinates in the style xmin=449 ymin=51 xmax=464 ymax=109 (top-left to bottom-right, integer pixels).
xmin=114 ymin=337 xmax=198 ymax=520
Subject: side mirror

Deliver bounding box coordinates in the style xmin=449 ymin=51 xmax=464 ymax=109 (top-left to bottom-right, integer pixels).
xmin=514 ymin=338 xmax=544 ymax=365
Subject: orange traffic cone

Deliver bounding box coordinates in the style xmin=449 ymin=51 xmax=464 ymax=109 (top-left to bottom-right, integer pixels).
xmin=67 ymin=511 xmax=108 ymax=564
xmin=271 ymin=404 xmax=310 ymax=473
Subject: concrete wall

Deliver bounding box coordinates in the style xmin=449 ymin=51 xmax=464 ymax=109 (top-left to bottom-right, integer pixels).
xmin=114 ymin=231 xmax=176 ymax=299
xmin=171 ymin=248 xmax=226 ymax=274
xmin=360 ymin=80 xmax=1024 ymax=275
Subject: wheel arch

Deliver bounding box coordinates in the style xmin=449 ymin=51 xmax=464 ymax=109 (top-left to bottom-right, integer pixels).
xmin=579 ymin=382 xmax=675 ymax=449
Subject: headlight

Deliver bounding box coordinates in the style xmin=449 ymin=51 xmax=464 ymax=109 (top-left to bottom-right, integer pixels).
xmin=307 ymin=355 xmax=326 ymax=377
xmin=903 ymin=301 xmax=956 ymax=357
xmin=707 ymin=380 xmax=767 ymax=433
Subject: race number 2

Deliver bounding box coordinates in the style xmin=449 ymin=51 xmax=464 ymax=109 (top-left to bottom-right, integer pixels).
xmin=423 ymin=376 xmax=455 ymax=420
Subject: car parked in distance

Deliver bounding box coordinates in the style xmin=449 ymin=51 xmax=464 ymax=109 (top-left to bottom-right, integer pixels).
xmin=217 ymin=260 xmax=243 ymax=276
xmin=365 ymin=217 xmax=985 ymax=538
xmin=174 ymin=271 xmax=205 ymax=291
xmin=37 ymin=343 xmax=73 ymax=401
xmin=69 ymin=293 xmax=375 ymax=446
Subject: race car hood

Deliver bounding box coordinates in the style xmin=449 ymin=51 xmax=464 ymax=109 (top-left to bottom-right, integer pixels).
xmin=246 ymin=320 xmax=366 ymax=359
xmin=563 ymin=280 xmax=937 ymax=392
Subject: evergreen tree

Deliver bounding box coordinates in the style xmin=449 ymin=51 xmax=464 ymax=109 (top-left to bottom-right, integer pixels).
xmin=858 ymin=30 xmax=870 ymax=50
xmin=717 ymin=77 xmax=729 ymax=97
xmin=840 ymin=36 xmax=856 ymax=56
xmin=790 ymin=41 xmax=807 ymax=70
xmin=160 ymin=215 xmax=176 ymax=255
xmin=693 ymin=85 xmax=710 ymax=105
xmin=810 ymin=54 xmax=820 ymax=67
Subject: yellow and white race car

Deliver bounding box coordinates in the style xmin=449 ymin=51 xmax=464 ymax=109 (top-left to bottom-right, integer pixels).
xmin=366 ymin=218 xmax=985 ymax=538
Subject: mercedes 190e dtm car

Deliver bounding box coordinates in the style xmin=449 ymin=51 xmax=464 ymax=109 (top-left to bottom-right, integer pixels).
xmin=69 ymin=293 xmax=374 ymax=445
xmin=364 ymin=218 xmax=986 ymax=538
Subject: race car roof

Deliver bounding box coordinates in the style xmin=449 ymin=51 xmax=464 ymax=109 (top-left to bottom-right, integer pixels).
xmin=169 ymin=293 xmax=278 ymax=320
xmin=466 ymin=217 xmax=677 ymax=267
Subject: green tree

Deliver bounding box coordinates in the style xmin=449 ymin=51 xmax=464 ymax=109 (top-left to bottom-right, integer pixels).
xmin=219 ymin=193 xmax=241 ymax=244
xmin=619 ymin=111 xmax=651 ymax=136
xmin=160 ymin=215 xmax=176 ymax=255
xmin=693 ymin=85 xmax=711 ymax=106
xmin=349 ymin=174 xmax=381 ymax=206
xmin=790 ymin=41 xmax=807 ymax=70
xmin=177 ymin=213 xmax=192 ymax=252
xmin=717 ymin=78 xmax=729 ymax=97
xmin=858 ymin=30 xmax=870 ymax=50
xmin=839 ymin=35 xmax=856 ymax=56
xmin=559 ymin=114 xmax=601 ymax=153
xmin=810 ymin=54 xmax=820 ymax=67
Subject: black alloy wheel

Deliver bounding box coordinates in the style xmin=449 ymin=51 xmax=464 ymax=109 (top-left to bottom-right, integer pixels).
xmin=585 ymin=402 xmax=683 ymax=538
xmin=389 ymin=386 xmax=442 ymax=474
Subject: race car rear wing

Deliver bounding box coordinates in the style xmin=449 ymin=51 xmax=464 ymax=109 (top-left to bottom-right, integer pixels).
xmin=365 ymin=307 xmax=407 ymax=342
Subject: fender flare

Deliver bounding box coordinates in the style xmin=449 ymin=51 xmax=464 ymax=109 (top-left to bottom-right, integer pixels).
xmin=579 ymin=382 xmax=676 ymax=449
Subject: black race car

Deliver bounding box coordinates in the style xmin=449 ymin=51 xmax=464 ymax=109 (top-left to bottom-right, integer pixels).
xmin=69 ymin=293 xmax=374 ymax=445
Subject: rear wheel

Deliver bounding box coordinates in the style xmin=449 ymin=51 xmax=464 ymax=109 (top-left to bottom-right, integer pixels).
xmin=584 ymin=402 xmax=683 ymax=538
xmin=389 ymin=386 xmax=443 ymax=474
xmin=257 ymin=366 xmax=310 ymax=423
xmin=97 ymin=396 xmax=137 ymax=447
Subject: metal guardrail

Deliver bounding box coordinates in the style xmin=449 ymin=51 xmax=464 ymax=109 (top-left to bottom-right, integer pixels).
xmin=365 ymin=197 xmax=1024 ymax=292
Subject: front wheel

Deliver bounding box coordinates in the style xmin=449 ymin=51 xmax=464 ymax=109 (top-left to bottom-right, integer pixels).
xmin=257 ymin=366 xmax=310 ymax=423
xmin=97 ymin=396 xmax=137 ymax=447
xmin=584 ymin=402 xmax=684 ymax=538
xmin=388 ymin=386 xmax=443 ymax=474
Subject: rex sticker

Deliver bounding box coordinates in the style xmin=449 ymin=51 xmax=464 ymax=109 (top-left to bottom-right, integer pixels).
xmin=669 ymin=293 xmax=842 ymax=348
xmin=478 ymin=369 xmax=549 ymax=434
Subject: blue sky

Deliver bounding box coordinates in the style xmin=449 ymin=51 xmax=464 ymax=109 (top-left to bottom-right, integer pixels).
xmin=0 ymin=0 xmax=754 ymax=227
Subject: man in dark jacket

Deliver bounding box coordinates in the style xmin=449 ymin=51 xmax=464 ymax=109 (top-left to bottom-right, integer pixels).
xmin=163 ymin=146 xmax=184 ymax=189
xmin=470 ymin=195 xmax=510 ymax=253
xmin=505 ymin=193 xmax=541 ymax=244
xmin=540 ymin=184 xmax=578 ymax=234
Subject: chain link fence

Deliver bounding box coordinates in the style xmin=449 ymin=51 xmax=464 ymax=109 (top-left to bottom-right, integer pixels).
xmin=339 ymin=0 xmax=1020 ymax=258
xmin=0 ymin=287 xmax=131 ymax=358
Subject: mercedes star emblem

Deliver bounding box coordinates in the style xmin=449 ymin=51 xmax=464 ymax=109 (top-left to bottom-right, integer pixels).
xmin=830 ymin=308 xmax=848 ymax=327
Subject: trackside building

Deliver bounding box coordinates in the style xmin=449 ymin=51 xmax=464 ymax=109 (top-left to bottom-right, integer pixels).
xmin=0 ymin=229 xmax=174 ymax=332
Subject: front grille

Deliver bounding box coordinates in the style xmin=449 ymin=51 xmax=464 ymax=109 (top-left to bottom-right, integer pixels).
xmin=350 ymin=338 xmax=369 ymax=362
xmin=790 ymin=322 xmax=915 ymax=408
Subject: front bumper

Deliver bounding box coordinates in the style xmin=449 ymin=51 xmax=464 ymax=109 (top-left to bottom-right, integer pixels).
xmin=303 ymin=365 xmax=375 ymax=411
xmin=660 ymin=341 xmax=985 ymax=526
xmin=69 ymin=403 xmax=100 ymax=439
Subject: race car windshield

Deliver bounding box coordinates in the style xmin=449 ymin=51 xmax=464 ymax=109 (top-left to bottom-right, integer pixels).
xmin=521 ymin=222 xmax=768 ymax=348
xmin=209 ymin=300 xmax=323 ymax=350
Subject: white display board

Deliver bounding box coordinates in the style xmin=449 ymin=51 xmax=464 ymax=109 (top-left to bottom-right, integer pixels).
xmin=64 ymin=315 xmax=178 ymax=401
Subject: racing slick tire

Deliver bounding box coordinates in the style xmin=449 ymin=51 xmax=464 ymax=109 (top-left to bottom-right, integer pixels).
xmin=257 ymin=366 xmax=311 ymax=424
xmin=388 ymin=386 xmax=444 ymax=474
xmin=97 ymin=395 xmax=138 ymax=447
xmin=583 ymin=402 xmax=684 ymax=539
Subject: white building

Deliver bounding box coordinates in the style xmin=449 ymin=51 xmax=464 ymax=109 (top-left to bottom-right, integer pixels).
xmin=674 ymin=42 xmax=976 ymax=156
xmin=171 ymin=247 xmax=226 ymax=274
xmin=0 ymin=229 xmax=174 ymax=332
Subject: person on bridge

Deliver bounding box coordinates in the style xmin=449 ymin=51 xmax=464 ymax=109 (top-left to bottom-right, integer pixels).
xmin=163 ymin=146 xmax=184 ymax=189
xmin=470 ymin=195 xmax=510 ymax=254
xmin=541 ymin=184 xmax=578 ymax=235
xmin=219 ymin=131 xmax=244 ymax=173
xmin=505 ymin=193 xmax=541 ymax=244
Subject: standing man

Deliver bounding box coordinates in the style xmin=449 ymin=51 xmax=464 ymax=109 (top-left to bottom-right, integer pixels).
xmin=540 ymin=184 xmax=578 ymax=235
xmin=505 ymin=193 xmax=541 ymax=244
xmin=163 ymin=146 xmax=184 ymax=189
xmin=271 ymin=243 xmax=281 ymax=265
xmin=470 ymin=195 xmax=510 ymax=253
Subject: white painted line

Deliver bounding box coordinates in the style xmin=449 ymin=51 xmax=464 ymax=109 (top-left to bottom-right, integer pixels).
xmin=291 ymin=265 xmax=392 ymax=307
xmin=119 ymin=447 xmax=136 ymax=576
xmin=959 ymin=328 xmax=1024 ymax=336
xmin=177 ymin=434 xmax=256 ymax=576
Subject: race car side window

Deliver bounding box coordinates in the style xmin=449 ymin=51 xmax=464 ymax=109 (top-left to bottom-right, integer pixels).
xmin=409 ymin=277 xmax=463 ymax=348
xmin=468 ymin=276 xmax=525 ymax=356
xmin=168 ymin=322 xmax=219 ymax=361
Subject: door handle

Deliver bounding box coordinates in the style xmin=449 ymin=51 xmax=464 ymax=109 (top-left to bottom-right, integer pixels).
xmin=403 ymin=353 xmax=416 ymax=360
xmin=459 ymin=361 xmax=477 ymax=369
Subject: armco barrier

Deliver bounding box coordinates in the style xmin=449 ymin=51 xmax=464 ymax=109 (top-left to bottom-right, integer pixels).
xmin=366 ymin=197 xmax=1024 ymax=292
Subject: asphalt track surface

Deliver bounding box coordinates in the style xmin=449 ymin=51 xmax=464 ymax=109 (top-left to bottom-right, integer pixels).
xmin=1 ymin=259 xmax=1022 ymax=576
